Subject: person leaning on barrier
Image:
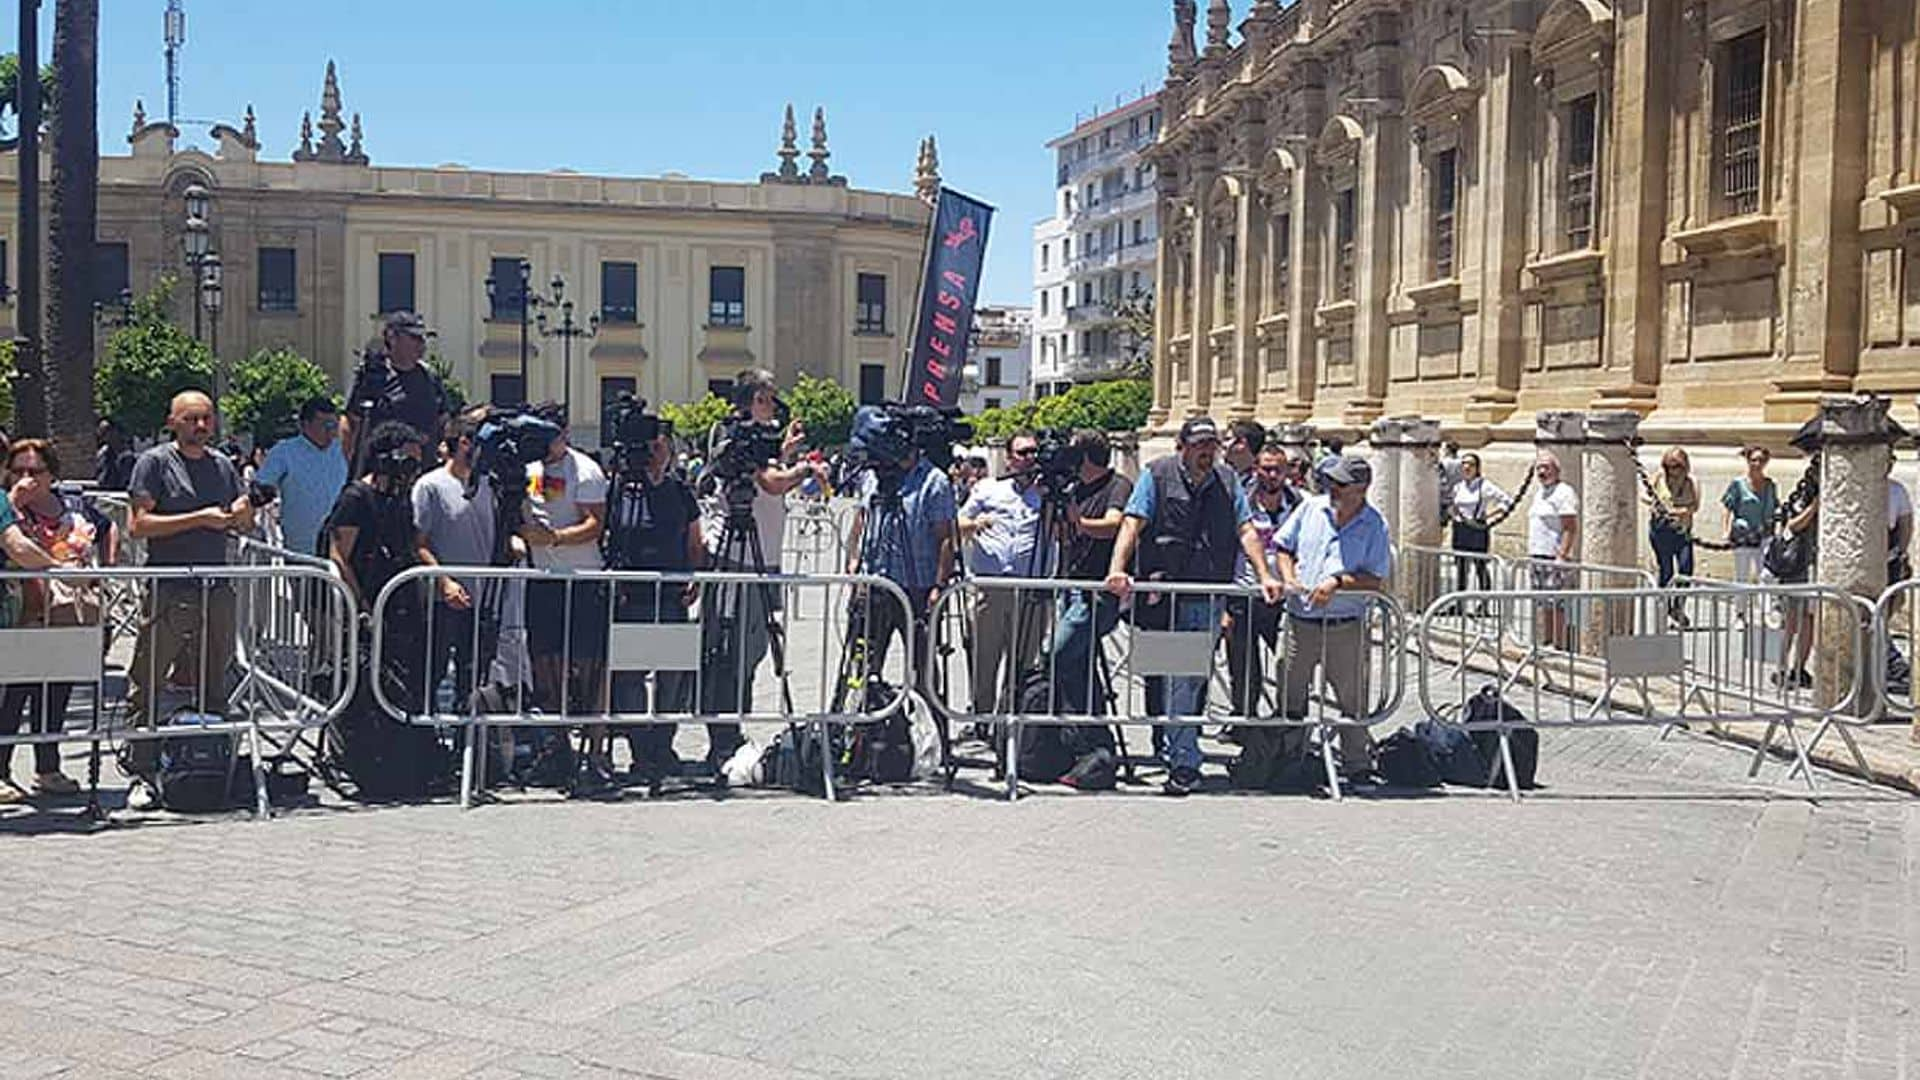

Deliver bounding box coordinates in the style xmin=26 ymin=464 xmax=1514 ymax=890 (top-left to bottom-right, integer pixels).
xmin=124 ymin=390 xmax=254 ymax=811
xmin=1720 ymin=445 xmax=1778 ymax=587
xmin=1046 ymin=430 xmax=1132 ymax=718
xmin=1247 ymin=454 xmax=1392 ymax=790
xmin=1527 ymin=450 xmax=1580 ymax=650
xmin=410 ymin=414 xmax=501 ymax=714
xmin=843 ymin=430 xmax=957 ymax=682
xmin=1649 ymin=447 xmax=1699 ymax=627
xmin=1772 ymin=483 xmax=1818 ymax=691
xmin=1222 ymin=443 xmax=1302 ymax=732
xmin=957 ymin=430 xmax=1052 ymax=717
xmin=342 ymin=311 xmax=449 ymax=466
xmin=1104 ymin=416 xmax=1285 ymax=797
xmin=518 ymin=403 xmax=610 ymax=718
xmin=0 ymin=438 xmax=92 ymax=802
xmin=255 ymin=396 xmax=349 ymax=556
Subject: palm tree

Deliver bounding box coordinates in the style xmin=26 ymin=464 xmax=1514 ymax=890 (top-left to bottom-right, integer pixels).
xmin=47 ymin=0 xmax=99 ymax=472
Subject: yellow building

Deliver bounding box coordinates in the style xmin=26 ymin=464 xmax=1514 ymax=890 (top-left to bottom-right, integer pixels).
xmin=0 ymin=64 xmax=937 ymax=444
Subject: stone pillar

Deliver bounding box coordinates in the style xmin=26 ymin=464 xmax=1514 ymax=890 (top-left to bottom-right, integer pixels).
xmin=1147 ymin=198 xmax=1177 ymax=428
xmin=1367 ymin=417 xmax=1406 ymax=542
xmin=1397 ymin=417 xmax=1445 ymax=612
xmin=1811 ymin=397 xmax=1895 ymax=714
xmin=1582 ymin=411 xmax=1643 ymax=649
xmin=1602 ymin=0 xmax=1674 ymax=406
xmin=1287 ymin=147 xmax=1323 ymax=418
xmin=1273 ymin=422 xmax=1317 ymax=459
xmin=1188 ymin=152 xmax=1219 ymax=417
xmin=1230 ymin=179 xmax=1261 ymax=420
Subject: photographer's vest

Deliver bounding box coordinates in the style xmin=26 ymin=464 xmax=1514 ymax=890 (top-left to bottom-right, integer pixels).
xmin=1141 ymin=457 xmax=1240 ymax=583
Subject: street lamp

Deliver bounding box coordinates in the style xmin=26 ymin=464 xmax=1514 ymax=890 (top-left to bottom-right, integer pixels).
xmin=92 ymin=288 xmax=135 ymax=330
xmin=181 ymin=183 xmax=212 ymax=341
xmin=201 ymin=251 xmax=224 ymax=399
xmin=536 ymin=272 xmax=599 ymax=416
xmin=484 ymin=258 xmax=542 ymax=403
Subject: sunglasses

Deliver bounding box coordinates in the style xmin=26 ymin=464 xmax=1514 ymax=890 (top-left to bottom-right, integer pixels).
xmin=12 ymin=465 xmax=49 ymax=478
xmin=1009 ymin=447 xmax=1038 ymax=457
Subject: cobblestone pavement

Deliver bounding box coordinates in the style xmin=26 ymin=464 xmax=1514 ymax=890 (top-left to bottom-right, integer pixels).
xmin=0 ymin=719 xmax=1914 ymax=1080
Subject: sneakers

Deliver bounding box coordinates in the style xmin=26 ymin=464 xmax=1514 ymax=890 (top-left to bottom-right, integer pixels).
xmin=0 ymin=783 xmax=25 ymax=805
xmin=33 ymin=772 xmax=79 ymax=796
xmin=1161 ymin=766 xmax=1200 ymax=797
xmin=126 ymin=780 xmax=159 ymax=811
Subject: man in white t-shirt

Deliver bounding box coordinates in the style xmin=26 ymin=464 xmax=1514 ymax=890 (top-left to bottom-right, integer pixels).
xmin=1527 ymin=450 xmax=1580 ymax=649
xmin=520 ymin=408 xmax=610 ymax=714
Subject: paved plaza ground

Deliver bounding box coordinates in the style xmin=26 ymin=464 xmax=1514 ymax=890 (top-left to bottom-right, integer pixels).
xmin=1 ymin=720 xmax=1916 ymax=1080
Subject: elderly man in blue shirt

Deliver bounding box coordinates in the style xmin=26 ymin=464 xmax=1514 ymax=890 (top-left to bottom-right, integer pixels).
xmin=256 ymin=396 xmax=349 ymax=555
xmin=957 ymin=431 xmax=1052 ymax=715
xmin=1264 ymin=454 xmax=1392 ymax=788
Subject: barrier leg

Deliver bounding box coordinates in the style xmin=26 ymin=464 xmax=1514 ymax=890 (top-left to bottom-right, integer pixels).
xmin=1498 ymin=730 xmax=1521 ymax=803
xmin=1006 ymin=717 xmax=1020 ymax=802
xmin=1319 ymin=726 xmax=1342 ymax=801
xmin=459 ymin=722 xmax=477 ymax=810
xmin=1746 ymin=720 xmax=1778 ymax=779
xmin=248 ymin=719 xmax=269 ymax=820
xmin=1779 ymin=720 xmax=1819 ymax=795
xmin=816 ymin=718 xmax=837 ymax=802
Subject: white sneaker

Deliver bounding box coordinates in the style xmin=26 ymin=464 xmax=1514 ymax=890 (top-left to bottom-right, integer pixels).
xmin=126 ymin=780 xmax=159 ymax=811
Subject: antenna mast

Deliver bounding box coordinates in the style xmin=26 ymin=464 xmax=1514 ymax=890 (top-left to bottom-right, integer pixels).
xmin=164 ymin=0 xmax=185 ymax=126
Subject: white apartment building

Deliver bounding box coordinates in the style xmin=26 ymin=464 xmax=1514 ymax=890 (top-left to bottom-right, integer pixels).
xmin=961 ymin=305 xmax=1032 ymax=415
xmin=1030 ymin=92 xmax=1160 ymax=397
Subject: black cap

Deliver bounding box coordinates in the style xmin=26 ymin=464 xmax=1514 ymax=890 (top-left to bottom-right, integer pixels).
xmin=1315 ymin=454 xmax=1373 ymax=487
xmin=1178 ymin=416 xmax=1222 ymax=444
xmin=382 ymin=310 xmax=435 ymax=339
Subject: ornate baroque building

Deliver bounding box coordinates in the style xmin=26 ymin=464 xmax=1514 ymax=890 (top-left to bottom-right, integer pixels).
xmin=1145 ymin=0 xmax=1920 ymax=449
xmin=0 ymin=64 xmax=939 ymax=444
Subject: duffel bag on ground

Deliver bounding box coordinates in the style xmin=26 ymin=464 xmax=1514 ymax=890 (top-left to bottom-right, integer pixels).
xmin=1463 ymin=684 xmax=1540 ymax=790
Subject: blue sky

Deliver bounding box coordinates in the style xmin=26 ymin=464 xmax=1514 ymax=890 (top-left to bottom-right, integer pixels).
xmin=23 ymin=0 xmax=1174 ymax=304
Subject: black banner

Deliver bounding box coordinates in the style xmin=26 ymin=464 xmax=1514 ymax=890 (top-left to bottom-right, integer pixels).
xmin=904 ymin=187 xmax=995 ymax=409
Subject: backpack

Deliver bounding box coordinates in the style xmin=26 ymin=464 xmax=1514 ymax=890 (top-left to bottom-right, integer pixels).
xmin=154 ymin=711 xmax=239 ymax=813
xmin=1463 ymin=686 xmax=1540 ymax=790
xmin=1375 ymin=728 xmax=1443 ymax=788
xmin=1007 ymin=668 xmax=1118 ymax=788
xmin=847 ymin=678 xmax=914 ymax=784
xmin=1415 ymin=718 xmax=1489 ymax=787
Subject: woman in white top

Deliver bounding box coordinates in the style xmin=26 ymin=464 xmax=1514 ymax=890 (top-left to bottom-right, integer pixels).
xmin=1527 ymin=451 xmax=1580 ymax=648
xmin=1446 ymin=452 xmax=1509 ymax=594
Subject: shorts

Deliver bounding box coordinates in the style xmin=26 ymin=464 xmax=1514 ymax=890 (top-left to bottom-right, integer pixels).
xmin=1529 ymin=561 xmax=1573 ymax=593
xmin=526 ymin=579 xmax=611 ymax=664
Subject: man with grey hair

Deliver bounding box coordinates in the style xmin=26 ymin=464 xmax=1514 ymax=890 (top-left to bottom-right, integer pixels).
xmin=1527 ymin=450 xmax=1580 ymax=649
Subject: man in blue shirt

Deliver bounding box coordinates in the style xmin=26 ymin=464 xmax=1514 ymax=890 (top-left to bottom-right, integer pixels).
xmin=1106 ymin=416 xmax=1284 ymax=795
xmin=845 ymin=438 xmax=956 ymax=682
xmin=1267 ymin=454 xmax=1392 ymax=788
xmin=957 ymin=431 xmax=1051 ymax=714
xmin=257 ymin=397 xmax=349 ymax=555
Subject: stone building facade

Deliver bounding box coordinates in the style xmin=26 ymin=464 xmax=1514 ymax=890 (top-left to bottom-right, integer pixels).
xmin=0 ymin=65 xmax=935 ymax=445
xmin=1144 ymin=0 xmax=1920 ymax=464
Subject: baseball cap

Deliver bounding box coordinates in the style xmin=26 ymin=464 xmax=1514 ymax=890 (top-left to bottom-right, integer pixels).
xmin=1315 ymin=454 xmax=1373 ymax=487
xmin=1178 ymin=416 xmax=1222 ymax=444
xmin=383 ymin=310 xmax=435 ymax=339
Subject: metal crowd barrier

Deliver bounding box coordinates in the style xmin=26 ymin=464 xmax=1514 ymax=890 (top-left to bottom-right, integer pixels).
xmin=925 ymin=577 xmax=1406 ymax=801
xmin=0 ymin=562 xmax=358 ymax=817
xmin=1871 ymin=578 xmax=1920 ymax=725
xmin=368 ymin=564 xmax=917 ymax=806
xmin=780 ymin=496 xmax=851 ymax=578
xmin=1417 ymin=581 xmax=1866 ymax=797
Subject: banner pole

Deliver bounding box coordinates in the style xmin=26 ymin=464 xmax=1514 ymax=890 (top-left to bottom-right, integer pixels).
xmin=900 ymin=187 xmax=943 ymax=401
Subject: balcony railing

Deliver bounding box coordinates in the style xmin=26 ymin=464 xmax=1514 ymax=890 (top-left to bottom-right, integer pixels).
xmin=1065 ymin=302 xmax=1119 ymax=326
xmin=1070 ymin=184 xmax=1156 ymax=224
xmin=1061 ymin=352 xmax=1128 ymax=381
xmin=1057 ymin=132 xmax=1158 ymax=185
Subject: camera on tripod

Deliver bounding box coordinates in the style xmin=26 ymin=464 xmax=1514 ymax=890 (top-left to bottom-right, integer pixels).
xmin=473 ymin=408 xmax=562 ymax=488
xmin=602 ymin=392 xmax=668 ymax=477
xmin=849 ymin=403 xmax=975 ymax=476
xmin=1028 ymin=428 xmax=1084 ymax=497
xmin=708 ymin=418 xmax=786 ymax=484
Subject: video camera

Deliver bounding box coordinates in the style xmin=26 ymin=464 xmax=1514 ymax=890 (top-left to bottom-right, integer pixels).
xmin=602 ymin=392 xmax=668 ymax=477
xmin=848 ymin=403 xmax=974 ymax=474
xmin=708 ymin=418 xmax=786 ymax=484
xmin=1029 ymin=428 xmax=1084 ymax=496
xmin=473 ymin=408 xmax=561 ymax=483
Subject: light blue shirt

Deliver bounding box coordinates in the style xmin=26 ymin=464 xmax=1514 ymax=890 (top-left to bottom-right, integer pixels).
xmin=1273 ymin=495 xmax=1393 ymax=621
xmin=858 ymin=458 xmax=956 ymax=594
xmin=257 ymin=432 xmax=349 ymax=555
xmin=961 ymin=476 xmax=1046 ymax=577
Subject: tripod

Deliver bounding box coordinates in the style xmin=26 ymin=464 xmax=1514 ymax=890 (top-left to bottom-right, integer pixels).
xmin=705 ymin=476 xmax=796 ymax=728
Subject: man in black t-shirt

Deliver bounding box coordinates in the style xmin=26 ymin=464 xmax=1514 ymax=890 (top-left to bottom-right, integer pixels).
xmin=342 ymin=311 xmax=449 ymax=473
xmin=1048 ymin=430 xmax=1133 ymax=716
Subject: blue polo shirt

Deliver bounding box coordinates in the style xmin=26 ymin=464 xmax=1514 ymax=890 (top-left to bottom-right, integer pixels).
xmin=858 ymin=459 xmax=956 ymax=594
xmin=1274 ymin=495 xmax=1392 ymax=620
xmin=257 ymin=432 xmax=349 ymax=555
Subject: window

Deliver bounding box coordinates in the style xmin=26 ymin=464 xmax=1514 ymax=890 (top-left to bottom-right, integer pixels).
xmin=1039 ymin=291 xmax=1049 ymax=317
xmin=708 ymin=265 xmax=745 ymax=327
xmin=856 ymin=272 xmax=887 ymax=333
xmin=1132 ymin=218 xmax=1145 ymax=246
xmin=1061 ymin=285 xmax=1070 ymax=310
xmin=96 ymin=242 xmax=130 ymax=304
xmin=1129 ymin=116 xmax=1141 ymax=141
xmin=986 ymin=355 xmax=1003 ymax=385
xmin=1720 ymin=30 xmax=1766 ymax=216
xmin=490 ymin=374 xmax=524 ymax=407
xmin=599 ymin=376 xmax=636 ymax=432
xmin=1220 ymin=234 xmax=1237 ymax=324
xmin=859 ymin=363 xmax=886 ymax=405
xmin=257 ymin=247 xmax=296 ymax=312
xmin=1081 ymin=282 xmax=1094 ymax=305
xmin=1135 ymin=164 xmax=1151 ymax=190
xmin=1429 ymin=149 xmax=1458 ymax=279
xmin=600 ymin=261 xmax=638 ymax=324
xmin=1333 ymin=190 xmax=1356 ymax=301
xmin=378 ymin=252 xmax=415 ymax=313
xmin=1272 ymin=214 xmax=1292 ymax=311
xmin=1131 ymin=270 xmax=1143 ymax=292
xmin=1040 ymin=244 xmax=1049 ymax=271
xmin=1062 ymin=237 xmax=1071 ymax=260
xmin=1100 ymin=127 xmax=1112 ymax=150
xmin=1085 ymin=182 xmax=1097 ymax=208
xmin=985 ymin=397 xmax=1003 ymax=411
xmin=488 ymin=257 xmax=525 ymax=320
xmin=1564 ymin=94 xmax=1600 ymax=250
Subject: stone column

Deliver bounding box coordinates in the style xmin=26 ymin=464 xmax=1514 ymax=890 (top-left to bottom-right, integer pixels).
xmin=1287 ymin=150 xmax=1323 ymax=418
xmin=1582 ymin=410 xmax=1643 ymax=648
xmin=1147 ymin=198 xmax=1177 ymax=428
xmin=1812 ymin=396 xmax=1895 ymax=714
xmin=1397 ymin=417 xmax=1445 ymax=612
xmin=1273 ymin=422 xmax=1317 ymax=459
xmin=1189 ymin=152 xmax=1218 ymax=417
xmin=1367 ymin=417 xmax=1406 ymax=542
xmin=1230 ymin=180 xmax=1262 ymax=420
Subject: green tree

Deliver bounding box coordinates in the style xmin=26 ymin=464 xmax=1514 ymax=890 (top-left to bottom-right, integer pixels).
xmin=0 ymin=52 xmax=58 ymax=143
xmin=225 ymin=346 xmax=337 ymax=444
xmin=972 ymin=378 xmax=1150 ymax=442
xmin=425 ymin=353 xmax=469 ymax=415
xmin=969 ymin=400 xmax=1038 ymax=443
xmin=1113 ymin=287 xmax=1155 ymax=378
xmin=95 ymin=277 xmax=215 ymax=439
xmin=786 ymin=373 xmax=856 ymax=450
xmin=660 ymin=394 xmax=729 ymax=449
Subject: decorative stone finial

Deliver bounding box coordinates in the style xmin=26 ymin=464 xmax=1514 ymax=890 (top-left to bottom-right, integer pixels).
xmin=1168 ymin=0 xmax=1198 ymax=75
xmin=243 ymin=104 xmax=257 ymax=145
xmin=347 ymin=112 xmax=367 ymax=164
xmin=1206 ymin=0 xmax=1232 ymax=53
xmin=778 ymin=103 xmax=800 ymax=179
xmin=313 ymin=60 xmax=349 ymax=160
xmin=294 ymin=111 xmax=315 ymax=160
xmin=131 ymin=99 xmax=146 ymax=136
xmin=808 ymin=106 xmax=831 ymax=181
xmin=914 ymin=135 xmax=942 ymax=203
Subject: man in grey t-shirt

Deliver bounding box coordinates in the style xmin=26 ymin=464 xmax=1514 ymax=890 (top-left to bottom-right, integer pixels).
xmin=124 ymin=391 xmax=255 ymax=803
xmin=411 ymin=416 xmax=501 ymax=714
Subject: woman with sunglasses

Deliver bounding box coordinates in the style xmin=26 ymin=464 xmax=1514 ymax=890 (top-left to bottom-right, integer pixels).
xmin=0 ymin=438 xmax=93 ymax=801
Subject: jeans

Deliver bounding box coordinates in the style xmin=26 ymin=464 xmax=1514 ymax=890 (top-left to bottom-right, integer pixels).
xmin=1048 ymin=589 xmax=1121 ymax=715
xmin=0 ymin=682 xmax=70 ymax=776
xmin=1650 ymin=523 xmax=1695 ymax=588
xmin=1142 ymin=593 xmax=1217 ymax=773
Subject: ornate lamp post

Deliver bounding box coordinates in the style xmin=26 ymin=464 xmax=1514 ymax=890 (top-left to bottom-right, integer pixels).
xmin=484 ymin=258 xmax=543 ymax=403
xmin=181 ymin=182 xmax=212 ymax=341
xmin=536 ymin=272 xmax=598 ymax=415
xmin=201 ymin=251 xmax=224 ymax=399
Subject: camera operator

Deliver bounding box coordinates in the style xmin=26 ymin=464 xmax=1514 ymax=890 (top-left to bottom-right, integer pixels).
xmin=519 ymin=404 xmax=610 ymax=717
xmin=410 ymin=414 xmax=500 ymax=714
xmin=1047 ymin=430 xmax=1131 ymax=715
xmin=1105 ymin=416 xmax=1284 ymax=796
xmin=843 ymin=426 xmax=957 ymax=680
xmin=956 ymin=431 xmax=1050 ymax=714
xmin=342 ymin=311 xmax=449 ymax=471
xmin=603 ymin=418 xmax=739 ymax=785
